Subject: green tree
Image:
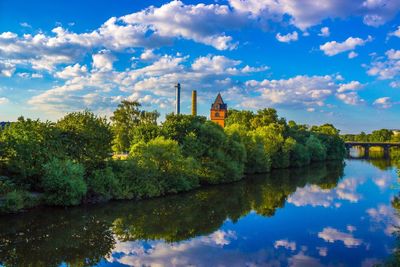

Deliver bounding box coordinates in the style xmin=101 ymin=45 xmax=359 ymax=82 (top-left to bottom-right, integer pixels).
xmin=253 ymin=123 xmax=290 ymax=168
xmin=225 ymin=123 xmax=271 ymax=174
xmin=56 ymin=110 xmax=112 ymax=171
xmin=87 ymin=167 xmax=118 ymax=201
xmin=370 ymin=129 xmax=393 ymax=142
xmin=110 ymin=100 xmax=159 ymax=152
xmin=130 ymin=137 xmax=199 ymax=196
xmin=41 ymin=158 xmax=87 ymax=206
xmin=250 ymin=108 xmax=286 ymax=129
xmin=0 ymin=117 xmax=62 ymax=186
xmin=306 ymin=135 xmax=327 ymax=161
xmin=311 ymin=124 xmax=345 ymax=160
xmin=225 ymin=109 xmax=255 ymax=130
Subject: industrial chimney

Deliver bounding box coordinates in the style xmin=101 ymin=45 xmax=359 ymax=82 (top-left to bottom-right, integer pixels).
xmin=175 ymin=83 xmax=181 ymax=115
xmin=192 ymin=90 xmax=197 ymax=116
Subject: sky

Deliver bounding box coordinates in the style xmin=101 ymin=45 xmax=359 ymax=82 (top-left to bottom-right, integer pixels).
xmin=0 ymin=0 xmax=400 ymax=133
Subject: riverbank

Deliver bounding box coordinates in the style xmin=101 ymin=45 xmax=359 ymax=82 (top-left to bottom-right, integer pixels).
xmin=0 ymin=107 xmax=346 ymax=214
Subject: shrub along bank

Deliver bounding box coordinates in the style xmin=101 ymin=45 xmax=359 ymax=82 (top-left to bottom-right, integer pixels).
xmin=0 ymin=102 xmax=346 ymax=213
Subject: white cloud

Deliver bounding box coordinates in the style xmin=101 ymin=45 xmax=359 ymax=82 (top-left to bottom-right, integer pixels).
xmin=336 ymin=92 xmax=365 ymax=105
xmin=92 ymin=50 xmax=116 ymax=71
xmin=389 ymin=26 xmax=400 ymax=38
xmin=228 ymin=0 xmax=400 ymax=30
xmin=318 ymin=27 xmax=330 ymax=37
xmin=55 ymin=63 xmax=87 ymax=79
xmin=386 ymin=49 xmax=400 ymax=60
xmin=367 ymin=49 xmax=400 ymax=80
xmin=348 ymin=51 xmax=358 ymax=59
xmin=317 ymin=247 xmax=328 ymax=257
xmin=28 ymin=52 xmax=265 ymax=114
xmin=320 ymin=36 xmax=372 ymax=56
xmin=288 ymin=252 xmax=323 ymax=267
xmin=20 ymin=22 xmax=31 ymax=28
xmin=338 ymin=81 xmax=364 ymax=92
xmin=276 ymin=31 xmax=298 ymax=43
xmin=373 ymin=97 xmax=392 ymax=108
xmin=390 ymin=81 xmax=400 ymax=88
xmin=0 ymin=61 xmax=16 ymax=77
xmin=0 ymin=97 xmax=9 ymax=104
xmin=367 ymin=204 xmax=400 ymax=235
xmin=121 ymin=1 xmax=245 ymax=50
xmin=318 ymin=227 xmax=362 ymax=248
xmin=274 ymin=239 xmax=296 ymax=251
xmin=0 ymin=1 xmax=247 ymax=75
xmin=288 ymin=177 xmax=364 ymax=208
xmin=17 ymin=72 xmax=43 ymax=79
xmin=240 ymin=75 xmax=364 ymax=110
xmin=140 ymin=49 xmax=159 ymax=61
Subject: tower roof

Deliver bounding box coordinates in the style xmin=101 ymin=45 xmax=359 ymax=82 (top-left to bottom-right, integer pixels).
xmin=211 ymin=93 xmax=227 ymax=110
xmin=213 ymin=93 xmax=224 ymax=105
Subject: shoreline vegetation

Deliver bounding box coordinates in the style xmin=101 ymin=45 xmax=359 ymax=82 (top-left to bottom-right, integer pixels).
xmin=0 ymin=101 xmax=346 ymax=214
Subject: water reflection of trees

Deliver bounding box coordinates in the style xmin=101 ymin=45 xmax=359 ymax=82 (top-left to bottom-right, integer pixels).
xmin=0 ymin=161 xmax=344 ymax=267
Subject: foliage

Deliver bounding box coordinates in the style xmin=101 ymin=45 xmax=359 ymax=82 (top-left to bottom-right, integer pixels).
xmin=87 ymin=167 xmax=118 ymax=201
xmin=342 ymin=129 xmax=397 ymax=143
xmin=0 ymin=103 xmax=345 ymax=213
xmin=0 ymin=117 xmax=62 ymax=187
xmin=0 ymin=176 xmax=38 ymax=213
xmin=225 ymin=123 xmax=271 ymax=174
xmin=56 ymin=110 xmax=113 ymax=171
xmin=311 ymin=124 xmax=346 ymax=160
xmin=130 ymin=137 xmax=200 ymax=197
xmin=41 ymin=159 xmax=87 ymax=206
xmin=110 ymin=100 xmax=159 ymax=152
xmin=288 ymin=138 xmax=311 ymax=167
xmin=306 ymin=135 xmax=327 ymax=161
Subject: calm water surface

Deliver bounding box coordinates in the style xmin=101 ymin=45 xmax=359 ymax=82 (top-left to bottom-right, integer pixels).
xmin=1 ymin=159 xmax=400 ymax=266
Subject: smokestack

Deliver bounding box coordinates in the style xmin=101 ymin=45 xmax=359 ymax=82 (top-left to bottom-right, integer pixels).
xmin=175 ymin=83 xmax=181 ymax=114
xmin=192 ymin=90 xmax=197 ymax=116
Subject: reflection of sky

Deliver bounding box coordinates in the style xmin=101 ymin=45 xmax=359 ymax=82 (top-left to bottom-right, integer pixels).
xmin=98 ymin=160 xmax=400 ymax=267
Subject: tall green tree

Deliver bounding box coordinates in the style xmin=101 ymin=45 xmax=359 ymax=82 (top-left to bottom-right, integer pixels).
xmin=110 ymin=100 xmax=159 ymax=153
xmin=56 ymin=110 xmax=112 ymax=171
xmin=0 ymin=117 xmax=62 ymax=186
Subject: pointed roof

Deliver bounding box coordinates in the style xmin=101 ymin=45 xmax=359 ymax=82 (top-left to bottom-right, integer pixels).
xmin=211 ymin=93 xmax=227 ymax=110
xmin=213 ymin=93 xmax=224 ymax=105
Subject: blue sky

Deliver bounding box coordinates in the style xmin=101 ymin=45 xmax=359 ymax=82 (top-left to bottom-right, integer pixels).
xmin=0 ymin=0 xmax=400 ymax=133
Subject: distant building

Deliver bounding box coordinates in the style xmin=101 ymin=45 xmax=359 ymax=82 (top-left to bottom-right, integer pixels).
xmin=210 ymin=93 xmax=227 ymax=127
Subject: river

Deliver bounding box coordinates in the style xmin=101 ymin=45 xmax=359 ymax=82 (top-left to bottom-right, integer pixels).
xmin=1 ymin=159 xmax=399 ymax=266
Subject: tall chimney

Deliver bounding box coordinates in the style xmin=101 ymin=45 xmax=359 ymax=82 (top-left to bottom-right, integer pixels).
xmin=192 ymin=90 xmax=197 ymax=116
xmin=175 ymin=83 xmax=181 ymax=115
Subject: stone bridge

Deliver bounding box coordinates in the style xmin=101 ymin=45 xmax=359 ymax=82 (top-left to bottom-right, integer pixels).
xmin=345 ymin=142 xmax=400 ymax=158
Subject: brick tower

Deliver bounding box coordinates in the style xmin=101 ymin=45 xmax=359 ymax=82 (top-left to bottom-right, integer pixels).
xmin=210 ymin=93 xmax=227 ymax=127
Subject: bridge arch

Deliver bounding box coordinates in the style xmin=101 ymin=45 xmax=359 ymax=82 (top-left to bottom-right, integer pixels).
xmin=345 ymin=142 xmax=400 ymax=159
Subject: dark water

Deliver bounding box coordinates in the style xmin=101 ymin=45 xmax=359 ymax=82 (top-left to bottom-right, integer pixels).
xmin=1 ymin=159 xmax=400 ymax=267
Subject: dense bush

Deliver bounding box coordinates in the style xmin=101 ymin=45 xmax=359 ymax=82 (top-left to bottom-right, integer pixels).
xmin=87 ymin=167 xmax=118 ymax=201
xmin=111 ymin=100 xmax=159 ymax=153
xmin=306 ymin=135 xmax=327 ymax=161
xmin=225 ymin=123 xmax=271 ymax=174
xmin=0 ymin=176 xmax=37 ymax=213
xmin=161 ymin=115 xmax=246 ymax=184
xmin=130 ymin=137 xmax=200 ymax=196
xmin=0 ymin=117 xmax=62 ymax=187
xmin=56 ymin=110 xmax=113 ymax=171
xmin=41 ymin=159 xmax=87 ymax=206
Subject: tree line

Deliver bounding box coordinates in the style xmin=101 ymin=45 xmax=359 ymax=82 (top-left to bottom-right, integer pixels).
xmin=0 ymin=101 xmax=346 ymax=213
xmin=342 ymin=129 xmax=400 ymax=143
